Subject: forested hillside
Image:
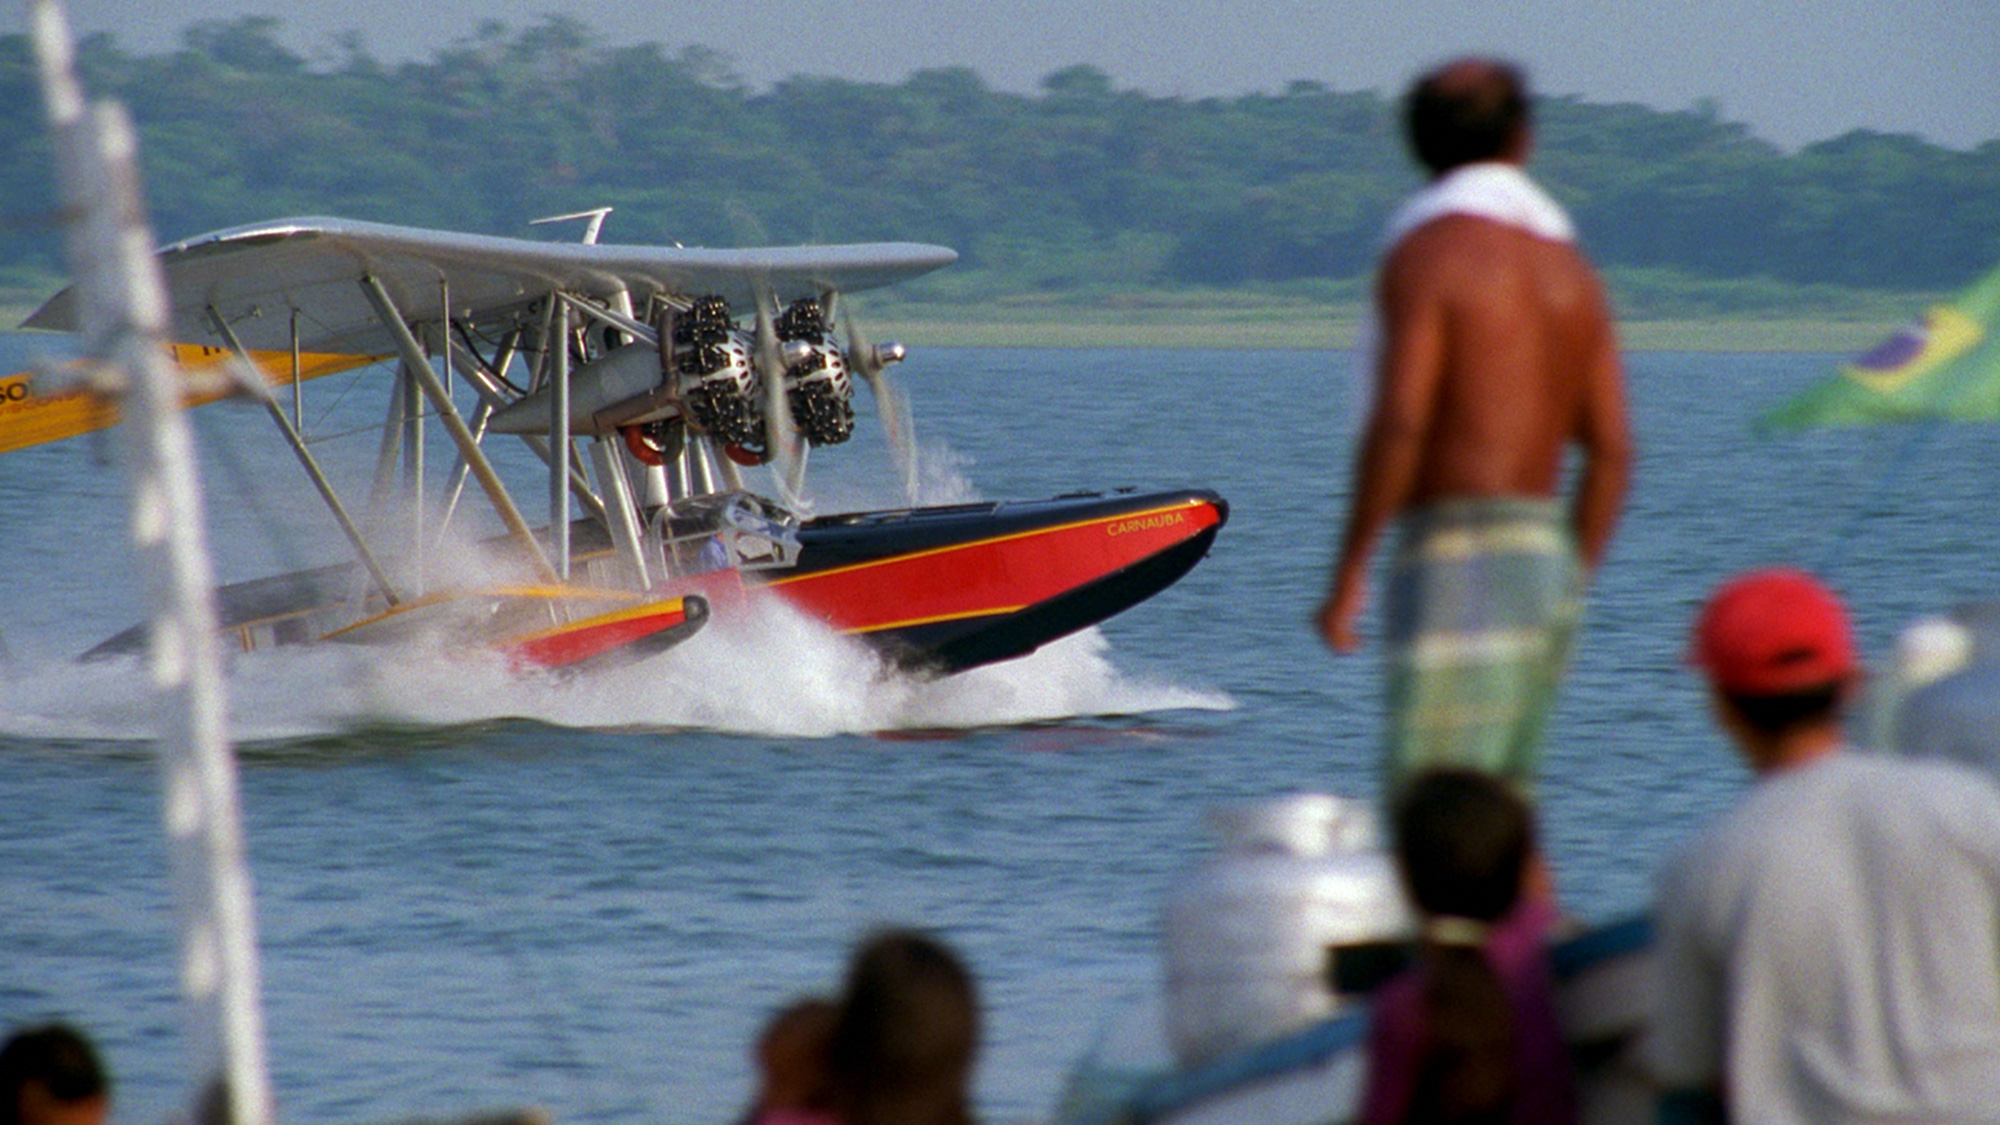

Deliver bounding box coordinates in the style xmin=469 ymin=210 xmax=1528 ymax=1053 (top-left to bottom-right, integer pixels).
xmin=1 ymin=16 xmax=1995 ymax=306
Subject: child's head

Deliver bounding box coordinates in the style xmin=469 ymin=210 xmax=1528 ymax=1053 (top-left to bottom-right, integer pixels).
xmin=827 ymin=929 xmax=979 ymax=1125
xmin=753 ymin=997 xmax=837 ymax=1113
xmin=1389 ymin=771 xmax=1537 ymax=1123
xmin=0 ymin=1025 xmax=108 ymax=1125
xmin=1392 ymin=768 xmax=1532 ymax=923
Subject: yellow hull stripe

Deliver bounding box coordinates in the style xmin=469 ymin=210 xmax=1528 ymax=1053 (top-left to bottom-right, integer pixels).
xmin=315 ymin=585 xmax=664 ymax=642
xmin=504 ymin=598 xmax=692 ymax=646
xmin=315 ymin=591 xmax=458 ymax=641
xmin=844 ymin=605 xmax=1025 ymax=635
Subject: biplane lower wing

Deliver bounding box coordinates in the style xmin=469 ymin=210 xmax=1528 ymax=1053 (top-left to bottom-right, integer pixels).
xmin=84 ymin=573 xmax=711 ymax=674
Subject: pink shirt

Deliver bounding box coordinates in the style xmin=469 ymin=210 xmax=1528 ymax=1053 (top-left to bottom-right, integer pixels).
xmin=1356 ymin=896 xmax=1576 ymax=1125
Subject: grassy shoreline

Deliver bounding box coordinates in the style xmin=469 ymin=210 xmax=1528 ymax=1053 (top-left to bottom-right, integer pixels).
xmin=869 ymin=312 xmax=1898 ymax=352
xmin=0 ymin=299 xmax=1901 ymax=354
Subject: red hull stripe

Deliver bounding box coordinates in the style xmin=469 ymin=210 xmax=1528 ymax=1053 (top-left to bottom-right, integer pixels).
xmin=506 ymin=599 xmax=692 ymax=668
xmin=768 ymin=498 xmax=1221 ymax=633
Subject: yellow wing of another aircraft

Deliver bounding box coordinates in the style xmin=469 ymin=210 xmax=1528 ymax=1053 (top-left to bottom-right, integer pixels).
xmin=0 ymin=343 xmax=380 ymax=454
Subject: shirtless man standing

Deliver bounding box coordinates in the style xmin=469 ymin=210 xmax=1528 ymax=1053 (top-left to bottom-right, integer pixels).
xmin=1317 ymin=59 xmax=1631 ymax=793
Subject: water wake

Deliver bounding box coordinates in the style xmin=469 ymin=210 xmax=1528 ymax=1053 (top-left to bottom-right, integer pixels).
xmin=0 ymin=597 xmax=1231 ymax=743
xmin=0 ymin=425 xmax=1230 ymax=743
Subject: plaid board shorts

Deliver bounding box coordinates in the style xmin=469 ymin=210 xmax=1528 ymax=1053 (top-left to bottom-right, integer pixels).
xmin=1381 ymin=497 xmax=1583 ymax=793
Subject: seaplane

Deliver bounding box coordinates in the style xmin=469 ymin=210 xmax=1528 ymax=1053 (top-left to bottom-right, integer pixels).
xmin=5 ymin=210 xmax=1228 ymax=675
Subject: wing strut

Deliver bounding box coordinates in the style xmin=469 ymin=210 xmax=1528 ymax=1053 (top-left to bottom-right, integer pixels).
xmin=203 ymin=307 xmax=401 ymax=608
xmin=558 ymin=290 xmax=658 ymax=347
xmin=549 ymin=297 xmax=571 ymax=580
xmin=440 ymin=335 xmax=608 ymax=526
xmin=587 ymin=436 xmax=652 ymax=587
xmin=358 ymin=275 xmax=560 ymax=584
xmin=435 ymin=323 xmax=521 ymax=537
xmin=400 ymin=353 xmax=424 ymax=566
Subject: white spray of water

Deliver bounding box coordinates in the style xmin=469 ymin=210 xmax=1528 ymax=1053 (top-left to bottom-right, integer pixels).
xmin=782 ymin=431 xmax=981 ymax=514
xmin=0 ymin=426 xmax=1230 ymax=741
xmin=0 ymin=594 xmax=1231 ymax=742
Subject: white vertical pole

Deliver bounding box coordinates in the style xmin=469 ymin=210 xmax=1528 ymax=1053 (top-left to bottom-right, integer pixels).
xmin=24 ymin=4 xmax=273 ymax=1125
xmin=289 ymin=309 xmax=301 ymax=428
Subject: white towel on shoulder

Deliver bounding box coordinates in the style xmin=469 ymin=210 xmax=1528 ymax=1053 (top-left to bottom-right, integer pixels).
xmin=1348 ymin=162 xmax=1577 ymax=432
xmin=1381 ymin=161 xmax=1576 ymax=248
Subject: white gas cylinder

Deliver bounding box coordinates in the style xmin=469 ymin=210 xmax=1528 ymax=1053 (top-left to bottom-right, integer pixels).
xmin=1162 ymin=792 xmax=1411 ymax=1067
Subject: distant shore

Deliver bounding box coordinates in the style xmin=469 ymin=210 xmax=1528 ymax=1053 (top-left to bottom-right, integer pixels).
xmin=870 ymin=310 xmax=1897 ymax=352
xmin=855 ymin=278 xmax=1917 ymax=352
xmin=0 ymin=298 xmax=1900 ymax=355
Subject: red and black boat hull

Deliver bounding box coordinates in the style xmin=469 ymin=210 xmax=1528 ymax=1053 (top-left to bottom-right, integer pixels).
xmin=770 ymin=488 xmax=1227 ymax=672
xmin=82 ymin=489 xmax=1228 ymax=677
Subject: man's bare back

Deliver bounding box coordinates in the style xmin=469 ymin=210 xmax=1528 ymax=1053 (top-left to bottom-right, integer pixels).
xmin=1317 ymin=206 xmax=1629 ymax=653
xmin=1384 ymin=214 xmax=1622 ymax=505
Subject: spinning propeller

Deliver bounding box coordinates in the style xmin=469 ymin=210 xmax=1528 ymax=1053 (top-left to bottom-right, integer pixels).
xmin=751 ymin=284 xmax=810 ymax=511
xmin=828 ymin=291 xmax=919 ymax=504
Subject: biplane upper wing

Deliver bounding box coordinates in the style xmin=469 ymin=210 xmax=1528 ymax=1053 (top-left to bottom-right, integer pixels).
xmin=24 ymin=216 xmax=959 ymax=355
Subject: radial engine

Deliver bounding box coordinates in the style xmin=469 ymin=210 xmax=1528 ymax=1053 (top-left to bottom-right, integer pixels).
xmin=488 ymin=294 xmax=883 ymax=460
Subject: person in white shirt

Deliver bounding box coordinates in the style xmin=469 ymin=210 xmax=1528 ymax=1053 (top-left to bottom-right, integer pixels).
xmin=1651 ymin=567 xmax=2000 ymax=1124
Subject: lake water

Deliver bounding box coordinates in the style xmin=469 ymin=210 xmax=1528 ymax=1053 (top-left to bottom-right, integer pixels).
xmin=3 ymin=344 xmax=1997 ymax=1125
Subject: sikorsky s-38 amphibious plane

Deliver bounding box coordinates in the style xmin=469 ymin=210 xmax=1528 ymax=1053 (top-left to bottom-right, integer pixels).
xmin=7 ymin=213 xmax=1227 ymax=675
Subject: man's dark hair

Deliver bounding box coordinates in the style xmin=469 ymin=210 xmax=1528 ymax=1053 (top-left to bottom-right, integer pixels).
xmin=1404 ymin=59 xmax=1531 ymax=176
xmin=1723 ymin=682 xmax=1843 ymax=736
xmin=0 ymin=1025 xmax=108 ymax=1125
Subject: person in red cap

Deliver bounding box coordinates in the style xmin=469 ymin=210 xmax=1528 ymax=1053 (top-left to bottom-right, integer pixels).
xmin=1648 ymin=568 xmax=2000 ymax=1125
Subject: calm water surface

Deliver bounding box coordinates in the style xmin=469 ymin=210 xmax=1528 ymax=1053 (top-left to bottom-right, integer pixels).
xmin=3 ymin=345 xmax=1998 ymax=1125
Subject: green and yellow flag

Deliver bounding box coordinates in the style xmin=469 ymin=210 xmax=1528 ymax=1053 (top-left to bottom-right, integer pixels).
xmin=1760 ymin=262 xmax=2000 ymax=432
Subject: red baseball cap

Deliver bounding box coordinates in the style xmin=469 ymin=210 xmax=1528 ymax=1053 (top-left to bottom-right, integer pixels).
xmin=1691 ymin=568 xmax=1857 ymax=694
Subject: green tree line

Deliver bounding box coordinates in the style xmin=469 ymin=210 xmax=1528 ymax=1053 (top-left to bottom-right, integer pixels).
xmin=1 ymin=16 xmax=1996 ymax=300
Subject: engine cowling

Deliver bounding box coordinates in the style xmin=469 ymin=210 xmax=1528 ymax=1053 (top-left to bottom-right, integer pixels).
xmin=786 ymin=341 xmax=855 ymax=446
xmin=485 ymin=294 xmax=861 ymax=450
xmin=486 ymin=341 xmax=669 ymax=436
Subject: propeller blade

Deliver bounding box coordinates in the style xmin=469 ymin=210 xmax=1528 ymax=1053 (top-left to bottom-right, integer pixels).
xmin=873 ymin=368 xmax=919 ymax=504
xmin=838 ymin=297 xmax=919 ymax=503
xmin=754 ymin=289 xmax=810 ymax=511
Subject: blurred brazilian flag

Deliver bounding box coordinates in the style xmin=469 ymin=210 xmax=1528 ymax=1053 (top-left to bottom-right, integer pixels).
xmin=1759 ymin=263 xmax=2000 ymax=432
